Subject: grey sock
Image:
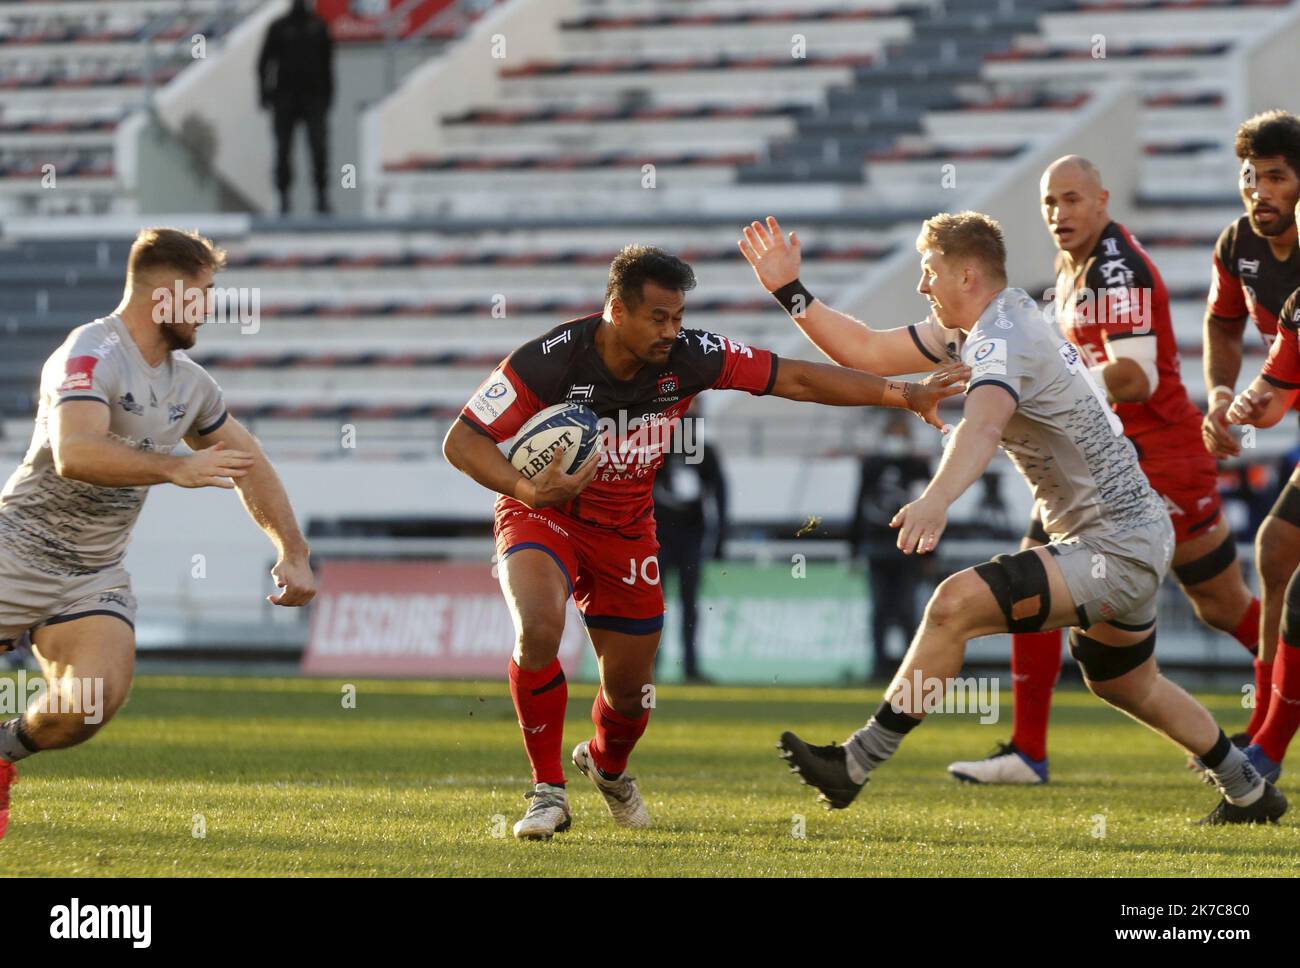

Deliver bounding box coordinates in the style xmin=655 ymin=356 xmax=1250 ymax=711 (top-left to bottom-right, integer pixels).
xmin=844 ymin=717 xmax=907 ymax=784
xmin=0 ymin=717 xmax=37 ymax=763
xmin=1207 ymin=745 xmax=1265 ymax=806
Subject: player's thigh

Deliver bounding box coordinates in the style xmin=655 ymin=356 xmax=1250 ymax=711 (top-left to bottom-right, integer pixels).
xmin=955 ymin=545 xmax=1077 ymax=637
xmin=498 ymin=549 xmax=571 ymax=662
xmin=30 ymin=614 xmax=136 ymax=720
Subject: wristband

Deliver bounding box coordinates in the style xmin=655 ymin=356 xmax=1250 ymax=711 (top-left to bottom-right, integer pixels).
xmin=771 ymin=279 xmax=815 ymax=318
xmin=1209 ymin=385 xmax=1235 ymax=408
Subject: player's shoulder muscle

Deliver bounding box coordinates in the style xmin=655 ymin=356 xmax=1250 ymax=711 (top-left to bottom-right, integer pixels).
xmin=44 ymin=319 xmax=124 ymax=393
xmin=506 ymin=313 xmax=596 ymax=399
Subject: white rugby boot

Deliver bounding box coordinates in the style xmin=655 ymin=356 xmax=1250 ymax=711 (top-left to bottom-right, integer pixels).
xmin=572 ymin=739 xmax=651 ymax=828
xmin=948 ymin=740 xmax=1049 ymax=784
xmin=512 ymin=782 xmax=572 ymax=840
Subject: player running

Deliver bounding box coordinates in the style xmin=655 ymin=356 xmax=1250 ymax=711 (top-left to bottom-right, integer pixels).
xmin=0 ymin=227 xmax=317 ymax=839
xmin=442 ymin=245 xmax=965 ymax=840
xmin=742 ymin=211 xmax=1285 ymax=824
xmin=1202 ymin=111 xmax=1300 ymax=741
xmin=1224 ymin=226 xmax=1300 ymax=784
xmin=947 ymin=156 xmax=1261 ymax=784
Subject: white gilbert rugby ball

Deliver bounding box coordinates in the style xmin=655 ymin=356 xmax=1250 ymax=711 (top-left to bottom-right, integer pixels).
xmin=507 ymin=403 xmax=602 ymax=480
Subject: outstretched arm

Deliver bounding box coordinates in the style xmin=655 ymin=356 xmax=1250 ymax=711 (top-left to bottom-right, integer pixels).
xmin=891 ymin=385 xmax=1016 ymax=555
xmin=768 ymin=356 xmax=967 ymax=430
xmin=738 ymin=215 xmax=940 ymax=376
xmin=186 ymin=417 xmax=315 ymax=606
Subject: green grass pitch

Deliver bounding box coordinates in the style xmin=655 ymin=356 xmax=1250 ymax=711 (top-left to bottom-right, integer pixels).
xmin=1 ymin=674 xmax=1294 ymax=877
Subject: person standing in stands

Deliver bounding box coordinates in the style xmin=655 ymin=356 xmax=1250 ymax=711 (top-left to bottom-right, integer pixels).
xmin=258 ymin=0 xmax=335 ymax=216
xmin=849 ymin=410 xmax=931 ymax=680
xmin=653 ymin=407 xmax=728 ymax=684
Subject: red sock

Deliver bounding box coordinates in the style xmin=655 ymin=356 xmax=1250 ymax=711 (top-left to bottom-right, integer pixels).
xmin=589 ymin=690 xmax=648 ymax=777
xmin=1244 ymin=658 xmax=1273 ymax=738
xmin=1010 ymin=630 xmax=1062 ymax=762
xmin=508 ymin=658 xmax=567 ymax=786
xmin=1231 ymin=598 xmax=1261 ymax=654
xmin=1255 ymin=640 xmax=1300 ymax=764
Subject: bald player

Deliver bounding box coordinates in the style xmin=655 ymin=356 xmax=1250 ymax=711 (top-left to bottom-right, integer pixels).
xmin=742 ymin=210 xmax=1284 ymax=824
xmin=948 ymin=156 xmax=1261 ymax=785
xmin=0 ymin=227 xmax=317 ymax=839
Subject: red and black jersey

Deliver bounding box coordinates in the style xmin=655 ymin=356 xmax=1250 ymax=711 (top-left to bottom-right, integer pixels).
xmin=1054 ymin=220 xmax=1202 ymax=438
xmin=1208 ymin=214 xmax=1300 ymax=343
xmin=1261 ymin=286 xmax=1300 ymax=390
xmin=458 ymin=312 xmax=778 ymax=533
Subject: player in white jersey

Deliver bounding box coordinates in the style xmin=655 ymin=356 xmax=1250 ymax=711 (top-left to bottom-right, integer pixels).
xmin=0 ymin=228 xmax=316 ymax=839
xmin=739 ymin=212 xmax=1284 ymax=823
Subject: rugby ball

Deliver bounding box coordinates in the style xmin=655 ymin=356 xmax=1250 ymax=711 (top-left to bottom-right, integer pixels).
xmin=507 ymin=403 xmax=602 ymax=480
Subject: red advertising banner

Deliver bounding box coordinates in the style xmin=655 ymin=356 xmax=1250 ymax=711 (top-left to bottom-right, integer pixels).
xmin=314 ymin=0 xmax=454 ymax=42
xmin=303 ymin=559 xmax=589 ymax=678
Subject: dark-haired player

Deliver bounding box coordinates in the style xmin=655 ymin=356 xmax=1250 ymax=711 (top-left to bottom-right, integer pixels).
xmin=1225 ymin=199 xmax=1300 ymax=783
xmin=0 ymin=228 xmax=316 ymax=839
xmin=1203 ymin=111 xmax=1300 ymax=740
xmin=743 ymin=211 xmax=1284 ymax=824
xmin=948 ymin=156 xmax=1261 ymax=784
xmin=442 ymin=245 xmax=964 ymax=840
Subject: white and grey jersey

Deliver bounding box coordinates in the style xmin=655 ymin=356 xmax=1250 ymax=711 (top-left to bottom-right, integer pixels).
xmin=0 ymin=314 xmax=227 ymax=577
xmin=909 ymin=288 xmax=1166 ymax=543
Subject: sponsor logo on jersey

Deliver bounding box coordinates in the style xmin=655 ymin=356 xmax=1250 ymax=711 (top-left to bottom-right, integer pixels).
xmin=567 ymin=384 xmax=595 ymax=401
xmin=1102 ymin=237 xmax=1120 ymax=257
xmin=168 ymin=403 xmax=187 ymax=424
xmin=58 ymin=355 xmax=99 ymax=393
xmin=468 ymin=371 xmax=516 ymax=425
xmin=1097 ymin=258 xmax=1134 ymax=288
xmin=1239 ymin=258 xmax=1260 ymax=276
xmin=968 ymin=339 xmax=1008 ymax=377
xmin=98 ymin=590 xmax=130 ymax=608
xmin=149 ymin=387 xmax=158 ymax=408
xmin=541 ymin=331 xmax=571 ymax=355
xmin=697 ymin=332 xmax=752 ymax=357
xmin=91 ymin=331 xmax=121 ymax=360
xmin=118 ymin=392 xmax=144 ymax=416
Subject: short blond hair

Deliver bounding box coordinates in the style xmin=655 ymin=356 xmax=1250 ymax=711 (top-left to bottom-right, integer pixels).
xmin=915 ymin=211 xmax=1007 ymax=282
xmin=127 ymin=226 xmax=227 ymax=283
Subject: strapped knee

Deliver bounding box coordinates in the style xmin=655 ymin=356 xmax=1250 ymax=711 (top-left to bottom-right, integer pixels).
xmin=1068 ymin=626 xmax=1156 ymax=682
xmin=1173 ymin=534 xmax=1236 ymax=587
xmin=973 ymin=549 xmax=1051 ymax=633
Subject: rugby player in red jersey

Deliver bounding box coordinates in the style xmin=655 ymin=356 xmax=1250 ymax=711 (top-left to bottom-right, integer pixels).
xmin=1202 ymin=112 xmax=1300 ymax=737
xmin=948 ymin=156 xmax=1262 ymax=784
xmin=1224 ymin=199 xmax=1300 ymax=783
xmin=442 ymin=245 xmax=965 ymax=839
